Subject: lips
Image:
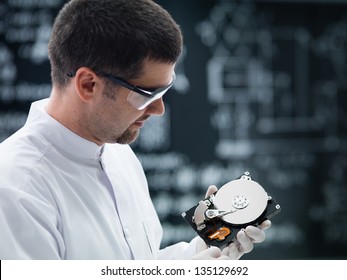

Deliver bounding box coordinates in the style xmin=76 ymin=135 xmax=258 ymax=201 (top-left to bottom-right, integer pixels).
xmin=134 ymin=121 xmax=145 ymax=128
xmin=133 ymin=116 xmax=149 ymax=128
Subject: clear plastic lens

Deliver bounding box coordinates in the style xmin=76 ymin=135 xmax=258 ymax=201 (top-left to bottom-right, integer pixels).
xmin=127 ymin=88 xmax=169 ymax=110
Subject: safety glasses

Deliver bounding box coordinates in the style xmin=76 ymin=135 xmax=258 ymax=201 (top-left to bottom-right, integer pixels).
xmin=99 ymin=71 xmax=176 ymax=110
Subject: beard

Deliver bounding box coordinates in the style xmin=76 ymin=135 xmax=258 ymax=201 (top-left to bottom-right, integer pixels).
xmin=116 ymin=127 xmax=140 ymax=144
xmin=97 ymin=84 xmax=143 ymax=145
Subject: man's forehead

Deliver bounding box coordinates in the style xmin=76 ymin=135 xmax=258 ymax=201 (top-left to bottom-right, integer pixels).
xmin=132 ymin=60 xmax=176 ymax=87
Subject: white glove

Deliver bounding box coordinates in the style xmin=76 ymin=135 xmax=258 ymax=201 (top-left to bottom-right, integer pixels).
xmin=192 ymin=246 xmax=230 ymax=260
xmin=222 ymin=219 xmax=271 ymax=259
xmin=193 ymin=185 xmax=271 ymax=260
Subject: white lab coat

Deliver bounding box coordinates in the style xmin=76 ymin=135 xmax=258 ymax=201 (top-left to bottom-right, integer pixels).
xmin=0 ymin=99 xmax=198 ymax=259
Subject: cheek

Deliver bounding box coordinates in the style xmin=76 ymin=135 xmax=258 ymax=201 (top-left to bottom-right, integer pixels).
xmin=103 ymin=104 xmax=139 ymax=131
xmin=98 ymin=92 xmax=143 ymax=130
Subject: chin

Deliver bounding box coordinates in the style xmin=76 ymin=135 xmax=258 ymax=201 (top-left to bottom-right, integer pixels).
xmin=116 ymin=129 xmax=139 ymax=144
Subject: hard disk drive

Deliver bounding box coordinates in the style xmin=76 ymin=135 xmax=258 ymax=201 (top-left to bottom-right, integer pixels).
xmin=182 ymin=172 xmax=281 ymax=249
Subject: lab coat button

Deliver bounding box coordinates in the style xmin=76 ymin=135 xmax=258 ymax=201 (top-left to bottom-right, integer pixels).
xmin=124 ymin=228 xmax=130 ymax=238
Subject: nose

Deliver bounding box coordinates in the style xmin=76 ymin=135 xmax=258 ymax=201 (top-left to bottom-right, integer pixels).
xmin=145 ymin=97 xmax=165 ymax=116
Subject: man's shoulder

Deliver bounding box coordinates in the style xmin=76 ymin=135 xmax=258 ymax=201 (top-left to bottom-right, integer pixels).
xmin=0 ymin=128 xmax=52 ymax=186
xmin=0 ymin=127 xmax=51 ymax=159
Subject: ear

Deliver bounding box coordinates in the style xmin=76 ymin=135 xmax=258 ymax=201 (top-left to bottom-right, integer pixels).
xmin=74 ymin=67 xmax=102 ymax=102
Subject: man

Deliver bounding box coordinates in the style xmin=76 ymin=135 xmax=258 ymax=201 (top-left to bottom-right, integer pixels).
xmin=0 ymin=0 xmax=270 ymax=259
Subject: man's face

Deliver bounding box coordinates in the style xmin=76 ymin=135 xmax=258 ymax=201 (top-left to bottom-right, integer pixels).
xmin=87 ymin=60 xmax=176 ymax=145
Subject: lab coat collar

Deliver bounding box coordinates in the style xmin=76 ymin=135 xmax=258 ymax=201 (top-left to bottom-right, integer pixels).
xmin=26 ymin=98 xmax=104 ymax=160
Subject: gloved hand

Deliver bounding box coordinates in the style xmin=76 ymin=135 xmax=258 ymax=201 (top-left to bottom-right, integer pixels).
xmin=193 ymin=185 xmax=271 ymax=260
xmin=192 ymin=246 xmax=230 ymax=260
xmin=221 ymin=219 xmax=271 ymax=259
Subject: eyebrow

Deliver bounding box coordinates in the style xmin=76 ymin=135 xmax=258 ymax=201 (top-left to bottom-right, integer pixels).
xmin=132 ymin=73 xmax=176 ymax=91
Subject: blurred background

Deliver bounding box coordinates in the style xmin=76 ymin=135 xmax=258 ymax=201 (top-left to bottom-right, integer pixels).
xmin=0 ymin=0 xmax=346 ymax=259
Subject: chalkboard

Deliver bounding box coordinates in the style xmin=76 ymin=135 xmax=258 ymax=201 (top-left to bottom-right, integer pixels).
xmin=1 ymin=0 xmax=347 ymax=259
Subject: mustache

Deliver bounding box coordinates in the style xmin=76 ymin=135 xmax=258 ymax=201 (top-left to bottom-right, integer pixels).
xmin=136 ymin=115 xmax=150 ymax=122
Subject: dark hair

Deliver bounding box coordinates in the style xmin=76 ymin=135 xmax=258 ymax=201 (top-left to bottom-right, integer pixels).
xmin=48 ymin=0 xmax=183 ymax=88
